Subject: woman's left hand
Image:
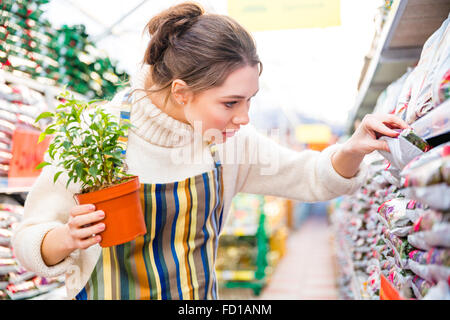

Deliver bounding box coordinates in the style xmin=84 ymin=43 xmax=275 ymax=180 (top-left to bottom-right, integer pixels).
xmin=343 ymin=113 xmax=410 ymax=156
xmin=331 ymin=113 xmax=410 ymax=179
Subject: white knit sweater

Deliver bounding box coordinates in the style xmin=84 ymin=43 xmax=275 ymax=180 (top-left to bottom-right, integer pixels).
xmin=12 ymin=65 xmax=368 ymax=299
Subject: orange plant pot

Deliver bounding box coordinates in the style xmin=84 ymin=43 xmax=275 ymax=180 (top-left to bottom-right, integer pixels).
xmin=75 ymin=176 xmax=146 ymax=247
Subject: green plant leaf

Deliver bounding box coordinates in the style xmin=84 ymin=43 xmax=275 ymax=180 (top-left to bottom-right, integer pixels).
xmin=88 ymin=166 xmax=98 ymax=177
xmin=38 ymin=132 xmax=47 ymax=144
xmin=53 ymin=171 xmax=64 ymax=183
xmin=35 ymin=161 xmax=50 ymax=170
xmin=44 ymin=127 xmax=56 ymax=135
xmin=35 ymin=111 xmax=54 ymax=123
xmin=74 ymin=162 xmax=84 ymax=180
xmin=66 ymin=176 xmax=74 ymax=189
xmin=62 ymin=141 xmax=71 ymax=151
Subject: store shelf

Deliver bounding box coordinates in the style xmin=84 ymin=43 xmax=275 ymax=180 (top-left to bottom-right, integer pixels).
xmin=0 ymin=177 xmax=36 ymax=194
xmin=0 ymin=69 xmax=87 ymax=109
xmin=30 ymin=284 xmax=66 ymax=300
xmin=410 ymin=100 xmax=450 ymax=140
xmin=347 ymin=0 xmax=450 ymax=133
xmin=341 ymin=235 xmax=364 ymax=300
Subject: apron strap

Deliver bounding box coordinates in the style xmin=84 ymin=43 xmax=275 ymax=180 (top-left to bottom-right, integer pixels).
xmin=118 ymin=89 xmax=133 ymax=161
xmin=208 ymin=142 xmax=221 ymax=168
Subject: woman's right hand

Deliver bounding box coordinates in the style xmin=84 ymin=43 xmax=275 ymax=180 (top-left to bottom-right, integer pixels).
xmin=64 ymin=204 xmax=105 ymax=250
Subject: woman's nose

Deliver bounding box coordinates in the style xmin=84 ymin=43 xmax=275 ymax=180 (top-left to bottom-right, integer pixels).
xmin=232 ymin=106 xmax=250 ymax=126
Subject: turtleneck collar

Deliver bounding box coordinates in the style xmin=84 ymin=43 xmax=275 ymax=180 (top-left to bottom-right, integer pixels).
xmin=128 ymin=64 xmax=195 ymax=148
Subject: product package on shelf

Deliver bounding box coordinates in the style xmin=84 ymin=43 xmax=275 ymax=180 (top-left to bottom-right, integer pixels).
xmin=403 ymin=16 xmax=449 ymax=125
xmin=389 ymin=15 xmax=450 ymax=130
xmin=332 ymin=16 xmax=450 ymax=299
xmin=400 ymin=142 xmax=450 ymax=210
xmin=373 ymin=69 xmax=413 ymax=115
xmin=330 ymin=153 xmax=392 ymax=300
xmin=330 ymin=144 xmax=450 ymax=299
xmin=0 ymin=194 xmax=64 ymax=300
xmin=377 ymin=128 xmax=431 ymax=172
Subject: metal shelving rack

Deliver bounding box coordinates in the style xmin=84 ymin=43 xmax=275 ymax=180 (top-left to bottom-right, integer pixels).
xmin=346 ymin=0 xmax=450 ymax=134
xmin=336 ymin=1 xmax=450 ymax=298
xmin=216 ymin=196 xmax=269 ymax=296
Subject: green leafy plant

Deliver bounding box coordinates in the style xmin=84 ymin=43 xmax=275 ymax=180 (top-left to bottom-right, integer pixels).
xmin=35 ymin=90 xmax=133 ymax=193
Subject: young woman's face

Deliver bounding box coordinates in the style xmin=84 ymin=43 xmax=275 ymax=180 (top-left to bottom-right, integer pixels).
xmin=183 ymin=64 xmax=260 ymax=142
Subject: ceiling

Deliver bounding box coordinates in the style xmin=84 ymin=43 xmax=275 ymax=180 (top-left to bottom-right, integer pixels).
xmin=42 ymin=0 xmax=384 ymax=130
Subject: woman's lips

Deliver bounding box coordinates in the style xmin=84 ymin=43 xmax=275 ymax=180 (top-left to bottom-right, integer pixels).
xmin=222 ymin=130 xmax=238 ymax=138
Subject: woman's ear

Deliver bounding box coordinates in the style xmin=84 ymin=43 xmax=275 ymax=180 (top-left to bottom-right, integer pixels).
xmin=171 ymin=79 xmax=193 ymax=106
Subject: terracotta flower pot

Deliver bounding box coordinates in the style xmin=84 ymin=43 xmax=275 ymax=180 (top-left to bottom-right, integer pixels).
xmin=75 ymin=176 xmax=146 ymax=247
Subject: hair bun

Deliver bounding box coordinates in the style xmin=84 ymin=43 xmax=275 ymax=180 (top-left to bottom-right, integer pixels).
xmin=146 ymin=2 xmax=204 ymax=65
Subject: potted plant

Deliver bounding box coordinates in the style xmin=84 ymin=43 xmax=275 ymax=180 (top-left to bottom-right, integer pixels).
xmin=35 ymin=90 xmax=146 ymax=247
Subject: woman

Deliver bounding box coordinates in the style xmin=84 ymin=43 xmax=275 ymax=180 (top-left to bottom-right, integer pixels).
xmin=12 ymin=2 xmax=408 ymax=300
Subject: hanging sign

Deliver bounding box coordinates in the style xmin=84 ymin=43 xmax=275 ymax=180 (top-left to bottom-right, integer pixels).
xmin=228 ymin=0 xmax=341 ymax=32
xmin=295 ymin=124 xmax=332 ymax=144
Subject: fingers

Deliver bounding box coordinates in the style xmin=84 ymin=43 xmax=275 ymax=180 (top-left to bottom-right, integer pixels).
xmin=382 ymin=114 xmax=409 ymax=130
xmin=72 ymin=222 xmax=105 ymax=240
xmin=370 ymin=139 xmax=390 ymax=153
xmin=364 ymin=116 xmax=400 ymax=138
xmin=66 ymin=204 xmax=104 ymax=250
xmin=70 ymin=204 xmax=96 ymax=217
xmin=75 ymin=235 xmax=102 ymax=250
xmin=69 ymin=210 xmax=105 ymax=229
xmin=363 ymin=114 xmax=409 ymax=138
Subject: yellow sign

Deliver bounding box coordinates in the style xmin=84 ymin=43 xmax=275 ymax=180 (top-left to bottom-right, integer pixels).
xmin=228 ymin=0 xmax=341 ymax=32
xmin=295 ymin=124 xmax=332 ymax=144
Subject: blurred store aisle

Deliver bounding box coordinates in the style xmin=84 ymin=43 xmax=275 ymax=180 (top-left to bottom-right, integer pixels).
xmin=258 ymin=216 xmax=338 ymax=300
xmin=219 ymin=215 xmax=339 ymax=300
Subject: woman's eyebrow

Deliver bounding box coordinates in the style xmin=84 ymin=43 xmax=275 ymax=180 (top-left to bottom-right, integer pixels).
xmin=221 ymin=89 xmax=259 ymax=99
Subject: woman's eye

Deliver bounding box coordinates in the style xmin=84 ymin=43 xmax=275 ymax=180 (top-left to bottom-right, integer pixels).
xmin=224 ymin=101 xmax=237 ymax=108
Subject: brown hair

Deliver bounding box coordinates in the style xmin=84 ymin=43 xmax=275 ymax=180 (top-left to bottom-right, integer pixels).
xmin=139 ymin=1 xmax=262 ymax=103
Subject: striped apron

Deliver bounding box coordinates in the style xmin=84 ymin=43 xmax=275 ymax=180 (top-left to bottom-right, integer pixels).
xmin=75 ymin=92 xmax=225 ymax=300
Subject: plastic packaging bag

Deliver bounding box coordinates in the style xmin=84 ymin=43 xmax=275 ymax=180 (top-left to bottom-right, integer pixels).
xmin=406 ymin=16 xmax=450 ymax=124
xmin=401 ymin=142 xmax=450 ymax=188
xmin=432 ymin=55 xmax=450 ymax=106
xmin=423 ymin=280 xmax=450 ymax=299
xmin=401 ymin=142 xmax=450 ymax=210
xmin=391 ymin=225 xmax=413 ymax=237
xmin=412 ymin=209 xmax=448 ymax=234
xmin=381 ymin=168 xmax=402 ymax=188
xmin=380 ymin=256 xmax=396 ymax=271
xmin=410 ymin=275 xmax=435 ymax=299
xmin=387 ymin=265 xmax=414 ymax=295
xmin=0 ymin=229 xmax=12 ymax=247
xmin=0 ymin=246 xmax=12 ymax=259
xmin=382 ymin=229 xmax=413 ymax=268
xmin=378 ymin=128 xmax=430 ymax=170
xmin=394 ymin=68 xmax=416 ymax=121
xmin=408 ymin=223 xmax=450 ymax=251
xmin=403 ymin=184 xmax=450 ymax=211
xmin=409 ymin=248 xmax=450 ymax=266
xmin=408 ymin=259 xmax=450 ymax=283
xmin=374 ymin=69 xmax=413 ymax=115
xmin=377 ymin=198 xmax=422 ymax=229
